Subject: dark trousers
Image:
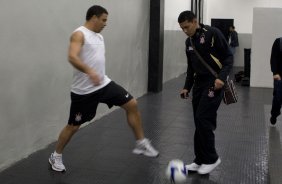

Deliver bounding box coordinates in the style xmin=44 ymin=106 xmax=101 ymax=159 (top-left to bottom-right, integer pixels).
xmin=271 ymin=80 xmax=282 ymax=118
xmin=192 ymin=83 xmax=223 ymax=164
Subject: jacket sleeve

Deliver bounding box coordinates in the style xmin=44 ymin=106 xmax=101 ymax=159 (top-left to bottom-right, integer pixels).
xmin=234 ymin=32 xmax=239 ymax=47
xmin=230 ymin=32 xmax=239 ymax=47
xmin=270 ymin=38 xmax=280 ymax=75
xmin=184 ymin=44 xmax=194 ymax=91
xmin=213 ymin=28 xmax=234 ymax=82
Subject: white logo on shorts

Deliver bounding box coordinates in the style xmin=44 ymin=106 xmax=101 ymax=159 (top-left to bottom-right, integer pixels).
xmin=125 ymin=93 xmax=129 ymax=98
xmin=208 ymin=90 xmax=214 ymax=98
xmin=75 ymin=113 xmax=82 ymax=122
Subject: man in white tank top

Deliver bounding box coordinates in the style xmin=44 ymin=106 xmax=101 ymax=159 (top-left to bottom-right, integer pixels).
xmin=48 ymin=5 xmax=159 ymax=172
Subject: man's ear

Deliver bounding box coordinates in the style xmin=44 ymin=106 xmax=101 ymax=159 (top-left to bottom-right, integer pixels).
xmin=91 ymin=15 xmax=98 ymax=21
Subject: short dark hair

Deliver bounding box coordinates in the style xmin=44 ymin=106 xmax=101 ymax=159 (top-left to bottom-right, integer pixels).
xmin=231 ymin=25 xmax=235 ymax=29
xmin=178 ymin=11 xmax=196 ymax=23
xmin=86 ymin=5 xmax=108 ymax=21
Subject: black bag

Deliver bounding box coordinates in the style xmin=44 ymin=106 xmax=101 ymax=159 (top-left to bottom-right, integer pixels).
xmin=223 ymin=76 xmax=238 ymax=105
xmin=189 ymin=38 xmax=238 ymax=105
xmin=234 ymin=71 xmax=244 ymax=82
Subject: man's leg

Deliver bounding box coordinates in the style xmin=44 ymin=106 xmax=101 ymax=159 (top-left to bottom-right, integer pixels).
xmin=271 ymin=80 xmax=282 ymax=125
xmin=49 ymin=124 xmax=80 ymax=172
xmin=230 ymin=47 xmax=235 ymax=55
xmin=121 ymin=99 xmax=144 ymax=140
xmin=194 ymin=87 xmax=223 ymax=174
xmin=185 ymin=86 xmax=202 ymax=171
xmin=121 ymin=99 xmax=159 ymax=157
xmin=55 ymin=124 xmax=81 ymax=153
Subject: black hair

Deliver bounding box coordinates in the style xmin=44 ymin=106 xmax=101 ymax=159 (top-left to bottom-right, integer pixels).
xmin=178 ymin=11 xmax=196 ymax=23
xmin=86 ymin=5 xmax=108 ymax=21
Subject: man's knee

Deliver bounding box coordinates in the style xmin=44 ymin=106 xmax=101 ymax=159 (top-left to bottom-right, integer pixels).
xmin=195 ymin=114 xmax=216 ymax=130
xmin=122 ymin=99 xmax=138 ymax=111
xmin=66 ymin=124 xmax=80 ymax=132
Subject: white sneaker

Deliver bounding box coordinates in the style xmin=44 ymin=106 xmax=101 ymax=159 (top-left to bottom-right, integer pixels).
xmin=185 ymin=163 xmax=201 ymax=172
xmin=132 ymin=138 xmax=159 ymax=157
xmin=49 ymin=153 xmax=66 ymax=172
xmin=197 ymin=158 xmax=221 ymax=174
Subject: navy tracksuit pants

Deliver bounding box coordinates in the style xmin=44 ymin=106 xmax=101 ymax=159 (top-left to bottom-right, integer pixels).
xmin=192 ymin=79 xmax=223 ymax=165
xmin=271 ymin=80 xmax=282 ymax=118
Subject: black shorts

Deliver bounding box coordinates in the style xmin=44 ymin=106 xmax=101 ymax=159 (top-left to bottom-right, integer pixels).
xmin=68 ymin=81 xmax=133 ymax=125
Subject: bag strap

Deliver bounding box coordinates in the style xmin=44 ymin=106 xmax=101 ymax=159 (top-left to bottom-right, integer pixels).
xmin=189 ymin=37 xmax=219 ymax=78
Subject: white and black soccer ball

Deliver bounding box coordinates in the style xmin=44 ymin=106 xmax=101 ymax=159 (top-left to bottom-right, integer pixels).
xmin=165 ymin=159 xmax=187 ymax=183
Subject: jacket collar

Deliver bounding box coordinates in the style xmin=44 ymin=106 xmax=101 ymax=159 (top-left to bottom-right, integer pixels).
xmin=193 ymin=24 xmax=206 ymax=38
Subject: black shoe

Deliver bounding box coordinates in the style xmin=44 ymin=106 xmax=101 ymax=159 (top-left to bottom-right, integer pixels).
xmin=270 ymin=116 xmax=277 ymax=125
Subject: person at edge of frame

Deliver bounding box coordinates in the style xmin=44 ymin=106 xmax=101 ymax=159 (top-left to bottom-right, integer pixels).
xmin=270 ymin=37 xmax=282 ymax=125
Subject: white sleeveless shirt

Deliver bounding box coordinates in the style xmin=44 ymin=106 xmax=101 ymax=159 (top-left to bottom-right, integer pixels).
xmin=71 ymin=26 xmax=111 ymax=95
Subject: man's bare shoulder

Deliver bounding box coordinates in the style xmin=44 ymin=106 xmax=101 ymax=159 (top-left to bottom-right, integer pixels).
xmin=70 ymin=31 xmax=84 ymax=43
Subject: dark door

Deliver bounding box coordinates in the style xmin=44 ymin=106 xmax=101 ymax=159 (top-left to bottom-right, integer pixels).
xmin=211 ymin=19 xmax=234 ymax=40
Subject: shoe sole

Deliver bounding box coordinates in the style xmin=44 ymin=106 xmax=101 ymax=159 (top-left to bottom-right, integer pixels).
xmin=197 ymin=159 xmax=221 ymax=174
xmin=132 ymin=149 xmax=159 ymax=157
xmin=186 ymin=168 xmax=200 ymax=172
xmin=270 ymin=117 xmax=277 ymax=125
xmin=48 ymin=158 xmax=66 ymax=172
xmin=186 ymin=165 xmax=200 ymax=172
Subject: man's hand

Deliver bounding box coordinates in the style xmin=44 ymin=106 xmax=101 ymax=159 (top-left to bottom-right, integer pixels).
xmin=180 ymin=89 xmax=189 ymax=99
xmin=87 ymin=69 xmax=101 ymax=85
xmin=273 ymin=74 xmax=281 ymax=80
xmin=214 ymin=79 xmax=224 ymax=90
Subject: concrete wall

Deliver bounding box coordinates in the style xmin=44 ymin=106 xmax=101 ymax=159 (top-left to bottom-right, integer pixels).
xmin=163 ymin=31 xmax=187 ymax=82
xmin=163 ymin=0 xmax=190 ymax=83
xmin=0 ymin=0 xmax=150 ymax=171
xmin=164 ymin=0 xmax=190 ymax=30
xmin=251 ymin=8 xmax=282 ymax=88
xmin=234 ymin=34 xmax=252 ymax=67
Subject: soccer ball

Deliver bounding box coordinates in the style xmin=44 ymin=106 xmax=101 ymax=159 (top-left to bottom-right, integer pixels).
xmin=165 ymin=159 xmax=187 ymax=183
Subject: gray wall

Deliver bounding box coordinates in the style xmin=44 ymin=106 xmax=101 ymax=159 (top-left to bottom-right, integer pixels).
xmin=163 ymin=0 xmax=189 ymax=84
xmin=163 ymin=30 xmax=187 ymax=83
xmin=251 ymin=8 xmax=282 ymax=88
xmin=233 ymin=33 xmax=252 ymax=67
xmin=0 ymin=0 xmax=150 ymax=170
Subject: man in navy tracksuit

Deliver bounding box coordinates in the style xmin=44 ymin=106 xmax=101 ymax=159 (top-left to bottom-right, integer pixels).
xmin=178 ymin=11 xmax=233 ymax=174
xmin=270 ymin=37 xmax=282 ymax=125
